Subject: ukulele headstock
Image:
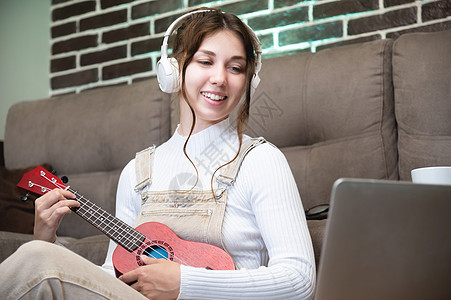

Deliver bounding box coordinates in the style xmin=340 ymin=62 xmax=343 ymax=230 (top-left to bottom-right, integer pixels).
xmin=17 ymin=166 xmax=68 ymax=196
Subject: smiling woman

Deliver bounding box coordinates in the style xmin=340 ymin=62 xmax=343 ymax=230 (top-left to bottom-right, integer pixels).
xmin=0 ymin=7 xmax=316 ymax=300
xmin=181 ymin=30 xmax=247 ymax=135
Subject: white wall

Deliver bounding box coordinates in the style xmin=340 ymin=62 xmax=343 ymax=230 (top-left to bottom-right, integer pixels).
xmin=0 ymin=0 xmax=50 ymax=141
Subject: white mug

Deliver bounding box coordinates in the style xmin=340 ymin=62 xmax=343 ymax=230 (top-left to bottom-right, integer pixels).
xmin=411 ymin=166 xmax=451 ymax=186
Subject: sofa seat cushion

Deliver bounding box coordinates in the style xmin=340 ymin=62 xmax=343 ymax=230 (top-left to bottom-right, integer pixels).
xmin=307 ymin=219 xmax=327 ymax=268
xmin=0 ymin=231 xmax=33 ymax=263
xmin=393 ymin=29 xmax=451 ymax=180
xmin=0 ymin=231 xmax=109 ymax=265
xmin=58 ymin=234 xmax=109 ymax=266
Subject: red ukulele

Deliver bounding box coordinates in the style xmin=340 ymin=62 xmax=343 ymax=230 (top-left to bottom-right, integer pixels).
xmin=18 ymin=166 xmax=235 ymax=276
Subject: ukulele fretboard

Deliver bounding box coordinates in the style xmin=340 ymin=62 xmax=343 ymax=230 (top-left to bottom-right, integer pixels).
xmin=70 ymin=189 xmax=145 ymax=252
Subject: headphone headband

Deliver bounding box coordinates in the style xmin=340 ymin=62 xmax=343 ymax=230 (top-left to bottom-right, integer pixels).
xmin=156 ymin=9 xmax=262 ymax=94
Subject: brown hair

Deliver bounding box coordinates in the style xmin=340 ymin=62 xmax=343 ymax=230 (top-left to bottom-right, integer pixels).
xmin=171 ymin=8 xmax=260 ymax=192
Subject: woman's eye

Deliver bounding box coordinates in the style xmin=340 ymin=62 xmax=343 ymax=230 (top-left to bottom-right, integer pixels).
xmin=198 ymin=60 xmax=212 ymax=66
xmin=230 ymin=66 xmax=243 ymax=73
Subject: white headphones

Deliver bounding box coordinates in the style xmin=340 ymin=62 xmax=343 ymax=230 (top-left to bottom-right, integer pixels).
xmin=156 ymin=10 xmax=262 ymax=96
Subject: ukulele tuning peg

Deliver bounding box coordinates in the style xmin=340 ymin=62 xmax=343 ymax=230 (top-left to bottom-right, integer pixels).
xmin=61 ymin=176 xmax=69 ymax=184
xmin=20 ymin=193 xmax=30 ymax=201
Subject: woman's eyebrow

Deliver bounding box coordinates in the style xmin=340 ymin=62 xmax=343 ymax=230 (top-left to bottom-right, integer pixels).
xmin=197 ymin=49 xmax=246 ymax=61
xmin=197 ymin=49 xmax=216 ymax=57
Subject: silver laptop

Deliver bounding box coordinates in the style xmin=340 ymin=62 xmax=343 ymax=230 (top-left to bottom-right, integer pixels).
xmin=315 ymin=178 xmax=451 ymax=300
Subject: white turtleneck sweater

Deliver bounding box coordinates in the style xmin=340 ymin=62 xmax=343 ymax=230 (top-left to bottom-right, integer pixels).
xmin=102 ymin=119 xmax=315 ymax=299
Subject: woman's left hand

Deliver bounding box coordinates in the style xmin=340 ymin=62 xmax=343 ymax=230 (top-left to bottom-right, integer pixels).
xmin=119 ymin=256 xmax=181 ymax=299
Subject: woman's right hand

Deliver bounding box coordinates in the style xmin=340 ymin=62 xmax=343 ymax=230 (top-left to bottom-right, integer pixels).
xmin=33 ymin=188 xmax=79 ymax=243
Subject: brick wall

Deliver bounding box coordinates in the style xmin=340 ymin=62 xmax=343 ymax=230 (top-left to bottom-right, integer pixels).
xmin=50 ymin=0 xmax=451 ymax=95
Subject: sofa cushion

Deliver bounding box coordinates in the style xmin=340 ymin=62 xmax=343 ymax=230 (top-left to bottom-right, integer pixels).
xmin=4 ymin=78 xmax=171 ymax=174
xmin=393 ymin=29 xmax=451 ymax=180
xmin=5 ymin=78 xmax=172 ymax=238
xmin=58 ymin=234 xmax=110 ymax=266
xmin=0 ymin=231 xmax=108 ymax=265
xmin=307 ymin=219 xmax=327 ymax=269
xmin=250 ymin=39 xmax=398 ymax=209
xmin=56 ymin=169 xmax=122 ymax=238
xmin=0 ymin=231 xmax=33 ymax=263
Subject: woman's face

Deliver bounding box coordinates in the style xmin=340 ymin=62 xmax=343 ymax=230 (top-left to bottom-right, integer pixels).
xmin=180 ymin=29 xmax=247 ymax=134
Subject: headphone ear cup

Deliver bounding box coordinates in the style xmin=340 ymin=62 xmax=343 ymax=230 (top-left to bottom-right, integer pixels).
xmin=157 ymin=57 xmax=180 ymax=93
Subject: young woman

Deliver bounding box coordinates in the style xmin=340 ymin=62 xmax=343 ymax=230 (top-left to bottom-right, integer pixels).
xmin=0 ymin=8 xmax=315 ymax=300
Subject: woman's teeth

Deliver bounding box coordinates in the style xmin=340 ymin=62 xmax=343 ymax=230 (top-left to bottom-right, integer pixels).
xmin=201 ymin=92 xmax=226 ymax=101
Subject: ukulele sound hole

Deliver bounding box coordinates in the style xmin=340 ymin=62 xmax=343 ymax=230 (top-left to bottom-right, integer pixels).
xmin=143 ymin=245 xmax=168 ymax=259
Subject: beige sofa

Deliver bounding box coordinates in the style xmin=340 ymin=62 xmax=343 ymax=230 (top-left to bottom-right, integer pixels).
xmin=1 ymin=29 xmax=450 ymax=268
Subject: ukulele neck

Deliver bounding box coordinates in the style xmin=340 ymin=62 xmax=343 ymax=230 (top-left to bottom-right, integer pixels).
xmin=69 ymin=189 xmax=145 ymax=252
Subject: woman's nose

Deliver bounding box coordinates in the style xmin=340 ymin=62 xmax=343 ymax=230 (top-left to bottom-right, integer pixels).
xmin=209 ymin=66 xmax=227 ymax=86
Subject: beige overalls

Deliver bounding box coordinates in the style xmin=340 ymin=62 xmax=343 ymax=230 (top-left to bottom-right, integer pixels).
xmin=133 ymin=137 xmax=266 ymax=254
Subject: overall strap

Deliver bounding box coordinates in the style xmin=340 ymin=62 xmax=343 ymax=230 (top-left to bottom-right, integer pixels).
xmin=217 ymin=137 xmax=266 ymax=186
xmin=134 ymin=145 xmax=156 ymax=192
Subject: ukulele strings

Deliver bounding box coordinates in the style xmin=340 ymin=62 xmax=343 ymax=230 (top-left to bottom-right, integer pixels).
xmin=70 ymin=188 xmax=191 ymax=266
xmin=37 ymin=172 xmax=190 ymax=266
